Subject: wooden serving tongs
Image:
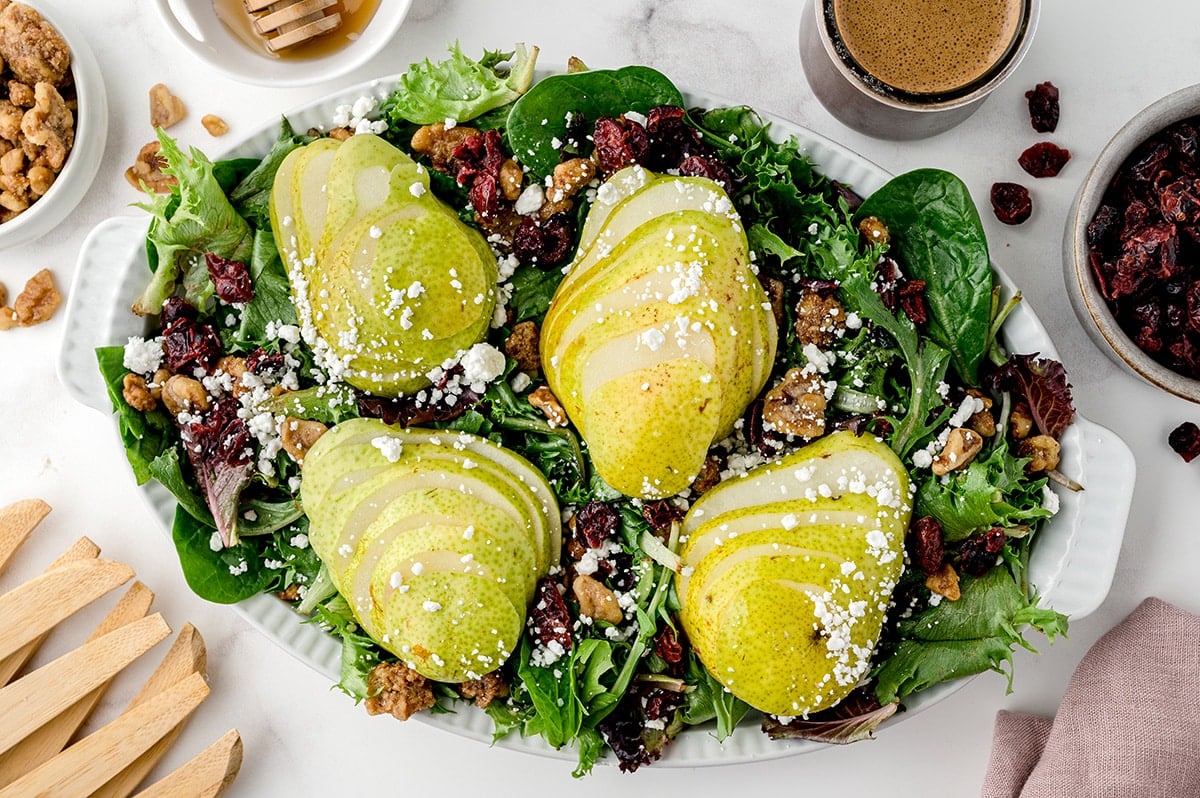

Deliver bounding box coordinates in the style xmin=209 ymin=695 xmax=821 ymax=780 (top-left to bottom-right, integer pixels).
xmin=0 ymin=499 xmax=242 ymax=798
xmin=243 ymin=0 xmax=343 ymax=52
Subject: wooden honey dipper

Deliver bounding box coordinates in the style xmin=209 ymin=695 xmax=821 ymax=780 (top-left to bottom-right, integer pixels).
xmin=243 ymin=0 xmax=343 ymax=52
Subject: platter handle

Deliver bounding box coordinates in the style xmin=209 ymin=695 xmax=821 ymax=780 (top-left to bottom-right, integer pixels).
xmin=57 ymin=216 xmax=152 ymax=414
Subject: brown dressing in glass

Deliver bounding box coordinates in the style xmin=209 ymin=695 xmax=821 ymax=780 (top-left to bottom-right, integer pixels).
xmin=831 ymin=0 xmax=1024 ymax=96
xmin=212 ymin=0 xmax=382 ymax=60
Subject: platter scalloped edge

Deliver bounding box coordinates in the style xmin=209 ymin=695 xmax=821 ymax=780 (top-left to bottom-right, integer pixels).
xmin=58 ymin=71 xmax=1136 ymax=768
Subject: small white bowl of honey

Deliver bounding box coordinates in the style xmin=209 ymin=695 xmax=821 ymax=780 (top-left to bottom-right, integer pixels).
xmin=152 ymin=0 xmax=411 ymax=87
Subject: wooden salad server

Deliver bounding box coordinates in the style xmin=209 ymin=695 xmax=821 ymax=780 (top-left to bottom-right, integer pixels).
xmin=243 ymin=0 xmax=343 ymax=52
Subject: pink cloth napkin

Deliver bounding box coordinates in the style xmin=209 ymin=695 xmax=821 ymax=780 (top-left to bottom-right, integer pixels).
xmin=982 ymin=597 xmax=1200 ymax=797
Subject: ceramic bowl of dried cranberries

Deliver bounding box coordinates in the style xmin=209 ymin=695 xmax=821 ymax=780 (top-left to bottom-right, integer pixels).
xmin=1065 ymin=82 xmax=1200 ymax=402
xmin=0 ymin=0 xmax=107 ymax=250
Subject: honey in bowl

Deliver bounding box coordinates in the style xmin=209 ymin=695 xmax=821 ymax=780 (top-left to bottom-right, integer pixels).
xmin=829 ymin=0 xmax=1025 ymax=97
xmin=212 ymin=0 xmax=381 ymax=59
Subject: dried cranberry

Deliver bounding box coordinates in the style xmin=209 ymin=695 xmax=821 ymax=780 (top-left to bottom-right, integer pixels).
xmin=513 ymin=215 xmax=574 ymax=267
xmin=990 ymin=182 xmax=1033 ymax=225
xmin=185 ymin=396 xmax=252 ymax=467
xmin=641 ymin=499 xmax=685 ymax=533
xmin=204 ymin=253 xmax=254 ymax=304
xmin=644 ymin=105 xmax=706 ymax=171
xmin=1168 ymin=421 xmax=1200 ymax=462
xmin=906 ymin=516 xmax=944 ymax=576
xmin=356 ymin=365 xmax=482 ymax=426
xmin=593 ymin=116 xmax=650 ymax=174
xmin=452 ymin=129 xmax=505 ymax=186
xmin=574 ymin=501 xmax=620 ymax=549
xmin=160 ymin=296 xmax=197 ymax=325
xmin=1018 ymin=142 xmax=1071 ymax=178
xmin=468 ymin=174 xmax=500 ymax=220
xmin=529 ymin=577 xmax=572 ymax=654
xmin=1158 ymin=177 xmax=1200 ymax=224
xmin=652 ymin=625 xmax=684 ymax=665
xmin=1129 ymin=141 xmax=1172 ymax=183
xmin=743 ymin=398 xmax=784 ymax=457
xmin=897 ymin=279 xmax=929 ymax=325
xmin=162 ymin=317 xmax=221 ymax=372
xmin=957 ymin=527 xmax=1007 ymax=577
xmin=1087 ymin=205 xmax=1122 ymax=247
xmin=1025 ymin=81 xmax=1060 ymax=133
xmin=678 ymin=154 xmax=735 ymax=189
xmin=246 ymin=347 xmax=285 ymax=376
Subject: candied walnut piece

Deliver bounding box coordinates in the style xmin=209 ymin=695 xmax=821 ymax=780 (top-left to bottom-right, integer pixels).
xmin=0 ymin=279 xmax=6 ymax=307
xmin=0 ymin=4 xmax=71 ymax=86
xmin=201 ymin=114 xmax=228 ymax=137
xmin=1018 ymin=142 xmax=1071 ymax=178
xmin=1019 ymin=434 xmax=1061 ymax=472
xmin=0 ymin=143 xmax=22 ymax=174
xmin=504 ymin=320 xmax=540 ymax=374
xmin=794 ymin=290 xmax=845 ymax=349
xmin=1010 ymin=401 xmax=1034 ymax=439
xmin=149 ymin=83 xmax=186 ymax=130
xmin=857 ymin=215 xmax=890 ymax=247
xmin=931 ymin=428 xmax=984 ymax=475
xmin=160 ymin=375 xmax=209 ymax=416
xmin=327 ymin=126 xmax=352 ymax=142
xmin=12 ymin=267 xmax=59 ymax=326
xmin=0 ymin=306 xmax=16 ymax=330
xmin=215 ymin=355 xmax=248 ymax=397
xmin=364 ymin=661 xmax=436 ymax=721
xmin=925 ymin=563 xmax=961 ymax=601
xmin=1169 ymin=421 xmax=1200 ymax=462
xmin=122 ymin=373 xmax=157 ymax=411
xmin=906 ymin=516 xmax=945 ymax=576
xmin=276 ymin=583 xmax=302 ymax=602
xmin=125 ymin=141 xmax=176 ymax=194
xmin=572 ymin=574 xmax=623 ymax=624
xmin=1025 ymin=81 xmax=1060 ymax=133
xmin=458 ymin=671 xmax=509 ymax=709
xmin=528 ymin=385 xmax=567 ymax=427
xmin=762 ymin=367 xmax=827 ymax=439
xmin=498 ymin=157 xmax=523 ymax=201
xmin=7 ymin=80 xmax=32 ymax=108
xmin=149 ymin=367 xmax=170 ymax=400
xmin=410 ymin=122 xmax=478 ymax=171
xmin=281 ymin=417 xmax=328 ymax=463
xmin=547 ymin=157 xmax=596 ymax=203
xmin=0 ymin=100 xmax=21 ymax=141
xmin=21 ymin=82 xmax=73 ymax=170
xmin=991 ymin=182 xmax=1032 ymax=225
xmin=26 ymin=162 xmax=52 ymax=195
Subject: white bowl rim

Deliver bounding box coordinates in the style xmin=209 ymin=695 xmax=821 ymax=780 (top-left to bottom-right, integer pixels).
xmin=150 ymin=0 xmax=414 ymax=88
xmin=0 ymin=0 xmax=108 ymax=250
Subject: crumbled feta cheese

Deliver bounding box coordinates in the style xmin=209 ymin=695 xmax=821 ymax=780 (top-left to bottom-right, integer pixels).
xmin=514 ymin=184 xmax=545 ymax=215
xmin=123 ymin=336 xmax=164 ymax=375
xmin=371 ymin=436 xmax=404 ymax=463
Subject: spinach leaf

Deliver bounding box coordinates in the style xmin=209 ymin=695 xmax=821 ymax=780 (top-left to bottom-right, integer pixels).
xmin=383 ymin=43 xmax=538 ymax=126
xmin=230 ymin=117 xmax=313 ymax=228
xmin=148 ymin=446 xmax=214 ymax=527
xmin=170 ymin=506 xmax=273 ymax=604
xmin=872 ymin=568 xmax=1067 ymax=704
xmin=235 ymin=228 xmax=297 ymax=345
xmin=507 ymin=264 xmax=562 ymax=323
xmin=507 ymin=66 xmax=684 ymax=177
xmin=96 ymin=346 xmax=174 ymax=484
xmin=855 ymin=169 xmax=993 ymax=384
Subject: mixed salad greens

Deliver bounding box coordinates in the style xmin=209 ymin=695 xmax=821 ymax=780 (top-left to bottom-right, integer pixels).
xmin=100 ymin=46 xmax=1074 ymax=774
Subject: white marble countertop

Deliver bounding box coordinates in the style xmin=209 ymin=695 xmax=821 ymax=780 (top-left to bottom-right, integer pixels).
xmin=2 ymin=0 xmax=1199 ymax=793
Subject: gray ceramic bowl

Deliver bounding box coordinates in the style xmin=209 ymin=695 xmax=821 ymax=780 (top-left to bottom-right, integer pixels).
xmin=1064 ymin=82 xmax=1200 ymax=403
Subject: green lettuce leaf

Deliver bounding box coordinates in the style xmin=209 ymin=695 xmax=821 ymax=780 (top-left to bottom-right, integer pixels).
xmin=148 ymin=446 xmax=214 ymax=527
xmin=229 ymin=117 xmax=313 ymax=228
xmin=384 ymin=43 xmax=538 ymax=126
xmin=235 ymin=228 xmax=297 ymax=345
xmin=96 ymin=345 xmax=174 ymax=484
xmin=872 ymin=568 xmax=1068 ymax=704
xmin=680 ymin=653 xmax=751 ymax=741
xmin=132 ymin=129 xmax=254 ymax=315
xmin=916 ymin=439 xmax=1051 ymax=541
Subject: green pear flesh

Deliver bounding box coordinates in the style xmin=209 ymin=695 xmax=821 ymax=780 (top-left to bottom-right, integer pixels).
xmin=270 ymin=137 xmax=341 ymax=271
xmin=542 ymin=170 xmax=775 ymax=499
xmin=676 ymin=431 xmax=909 ymax=715
xmin=373 ymin=569 xmax=523 ymax=683
xmin=582 ymin=358 xmax=722 ymax=498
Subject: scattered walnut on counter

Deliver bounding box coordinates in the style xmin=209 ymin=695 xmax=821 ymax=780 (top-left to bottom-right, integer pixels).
xmin=201 ymin=113 xmax=228 ymax=137
xmin=148 ymin=83 xmax=186 ymax=130
xmin=0 ymin=280 xmax=7 ymax=307
xmin=5 ymin=267 xmax=59 ymax=328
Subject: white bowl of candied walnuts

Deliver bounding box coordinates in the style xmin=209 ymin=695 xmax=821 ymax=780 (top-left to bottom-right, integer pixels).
xmin=0 ymin=0 xmax=107 ymax=250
